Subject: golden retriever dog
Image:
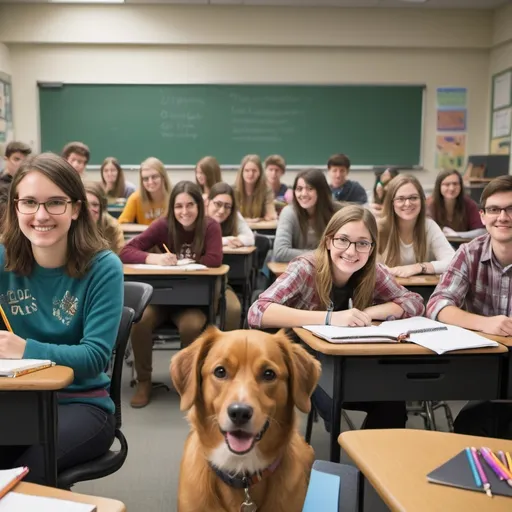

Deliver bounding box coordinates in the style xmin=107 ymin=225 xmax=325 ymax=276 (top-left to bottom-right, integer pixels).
xmin=170 ymin=327 xmax=321 ymax=512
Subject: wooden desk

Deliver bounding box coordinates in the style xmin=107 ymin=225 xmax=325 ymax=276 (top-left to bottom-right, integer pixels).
xmin=0 ymin=366 xmax=74 ymax=487
xmin=223 ymin=246 xmax=257 ymax=321
xmin=339 ymin=429 xmax=512 ymax=512
xmin=246 ymin=219 xmax=277 ymax=236
xmin=14 ymin=482 xmax=126 ymax=511
xmin=396 ymin=275 xmax=440 ymax=302
xmin=268 ymin=261 xmax=288 ymax=280
xmin=294 ymin=327 xmax=507 ymax=463
xmin=123 ymin=264 xmax=230 ymax=326
xmin=120 ymin=223 xmax=148 ymax=239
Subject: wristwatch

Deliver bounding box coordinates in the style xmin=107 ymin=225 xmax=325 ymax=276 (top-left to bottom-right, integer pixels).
xmin=419 ymin=263 xmax=427 ymax=274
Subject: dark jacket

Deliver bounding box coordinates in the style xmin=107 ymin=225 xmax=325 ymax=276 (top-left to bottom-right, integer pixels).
xmin=330 ymin=180 xmax=368 ymax=205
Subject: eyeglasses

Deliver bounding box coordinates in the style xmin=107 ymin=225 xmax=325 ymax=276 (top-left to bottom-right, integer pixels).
xmin=332 ymin=237 xmax=373 ymax=253
xmin=88 ymin=202 xmax=101 ymax=212
xmin=212 ymin=200 xmax=233 ymax=211
xmin=393 ymin=195 xmax=421 ymax=206
xmin=483 ymin=206 xmax=512 ymax=217
xmin=141 ymin=174 xmax=161 ymax=183
xmin=15 ymin=199 xmax=74 ymax=215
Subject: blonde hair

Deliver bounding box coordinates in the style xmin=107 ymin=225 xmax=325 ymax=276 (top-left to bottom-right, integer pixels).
xmin=139 ymin=157 xmax=172 ymax=205
xmin=196 ymin=156 xmax=222 ymax=193
xmin=314 ymin=205 xmax=378 ymax=310
xmin=378 ymin=175 xmax=427 ymax=267
xmin=234 ymin=155 xmax=268 ymax=218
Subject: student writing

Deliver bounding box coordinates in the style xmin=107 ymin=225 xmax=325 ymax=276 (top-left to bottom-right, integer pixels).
xmin=273 ymin=168 xmax=340 ymax=262
xmin=0 ymin=153 xmax=123 ymax=484
xmin=100 ymin=157 xmax=136 ymax=203
xmin=248 ymin=206 xmax=424 ymax=431
xmin=118 ymin=157 xmax=171 ymax=225
xmin=378 ymin=175 xmax=455 ymax=278
xmin=234 ymin=154 xmax=277 ymax=222
xmin=427 ymin=176 xmax=512 ymax=439
xmin=120 ymin=181 xmax=222 ymax=408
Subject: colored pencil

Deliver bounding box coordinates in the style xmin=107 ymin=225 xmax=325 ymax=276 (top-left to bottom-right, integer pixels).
xmin=163 ymin=243 xmax=171 ymax=255
xmin=498 ymin=451 xmax=508 ymax=471
xmin=0 ymin=305 xmax=13 ymax=333
xmin=506 ymin=452 xmax=512 ymax=472
xmin=465 ymin=447 xmax=482 ymax=488
xmin=480 ymin=448 xmax=507 ymax=483
xmin=483 ymin=448 xmax=512 ymax=487
xmin=471 ymin=447 xmax=492 ymax=497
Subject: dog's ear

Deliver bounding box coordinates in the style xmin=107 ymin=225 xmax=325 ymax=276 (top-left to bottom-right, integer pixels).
xmin=275 ymin=329 xmax=321 ymax=413
xmin=170 ymin=325 xmax=220 ymax=411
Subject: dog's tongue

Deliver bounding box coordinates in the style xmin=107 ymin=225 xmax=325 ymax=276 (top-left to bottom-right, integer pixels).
xmin=226 ymin=431 xmax=254 ymax=454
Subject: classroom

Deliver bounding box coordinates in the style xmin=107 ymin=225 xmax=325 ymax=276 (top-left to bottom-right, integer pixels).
xmin=0 ymin=0 xmax=512 ymax=511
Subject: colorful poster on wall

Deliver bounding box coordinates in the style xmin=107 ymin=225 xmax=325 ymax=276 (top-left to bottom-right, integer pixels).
xmin=490 ymin=137 xmax=511 ymax=155
xmin=437 ymin=87 xmax=468 ymax=109
xmin=437 ymin=109 xmax=466 ymax=131
xmin=436 ymin=134 xmax=466 ymax=171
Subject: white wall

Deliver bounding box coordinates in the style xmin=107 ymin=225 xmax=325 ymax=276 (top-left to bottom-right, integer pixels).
xmin=0 ymin=43 xmax=12 ymax=171
xmin=0 ymin=4 xmax=494 ymax=188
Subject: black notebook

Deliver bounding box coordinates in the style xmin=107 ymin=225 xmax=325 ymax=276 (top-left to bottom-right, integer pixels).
xmin=427 ymin=450 xmax=512 ymax=498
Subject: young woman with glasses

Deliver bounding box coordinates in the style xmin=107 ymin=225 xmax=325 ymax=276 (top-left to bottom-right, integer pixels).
xmin=248 ymin=205 xmax=424 ymax=430
xmin=0 ymin=153 xmax=123 ymax=483
xmin=118 ymin=157 xmax=172 ymax=225
xmin=378 ymin=175 xmax=455 ymax=278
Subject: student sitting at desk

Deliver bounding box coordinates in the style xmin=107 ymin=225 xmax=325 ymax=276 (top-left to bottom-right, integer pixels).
xmin=426 ymin=169 xmax=485 ymax=239
xmin=248 ymin=205 xmax=424 ymax=431
xmin=273 ymin=168 xmax=340 ymax=262
xmin=118 ymin=157 xmax=171 ymax=226
xmin=427 ymin=175 xmax=512 ymax=439
xmin=100 ymin=157 xmax=136 ymax=203
xmin=120 ymin=181 xmax=222 ymax=408
xmin=0 ymin=153 xmax=123 ymax=484
xmin=264 ymin=154 xmax=288 ymax=202
xmin=234 ymin=154 xmax=277 ymax=222
xmin=378 ymin=175 xmax=455 ymax=278
xmin=84 ymin=182 xmax=124 ymax=254
xmin=61 ymin=141 xmax=90 ymax=177
xmin=328 ymin=153 xmax=367 ymax=205
xmin=195 ymin=155 xmax=222 ymax=200
xmin=370 ymin=167 xmax=399 ymax=217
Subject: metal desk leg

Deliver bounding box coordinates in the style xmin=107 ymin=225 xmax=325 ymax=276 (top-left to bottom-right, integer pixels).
xmin=329 ymin=358 xmax=343 ymax=463
xmin=40 ymin=391 xmax=58 ymax=487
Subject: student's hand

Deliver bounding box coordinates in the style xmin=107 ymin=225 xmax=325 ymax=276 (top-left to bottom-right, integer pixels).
xmin=227 ymin=237 xmax=244 ymax=248
xmin=481 ymin=316 xmax=512 ymax=337
xmin=388 ymin=265 xmax=420 ymax=278
xmin=442 ymin=226 xmax=458 ymax=236
xmin=145 ymin=252 xmax=178 ymax=266
xmin=0 ymin=332 xmax=26 ymax=358
xmin=331 ymin=309 xmax=372 ymax=327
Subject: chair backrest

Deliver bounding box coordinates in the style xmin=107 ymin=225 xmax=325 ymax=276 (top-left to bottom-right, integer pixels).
xmin=111 ymin=306 xmax=135 ymax=429
xmin=123 ymin=281 xmax=153 ymax=323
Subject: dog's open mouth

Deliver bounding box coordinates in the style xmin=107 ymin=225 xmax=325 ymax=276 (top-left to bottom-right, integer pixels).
xmin=221 ymin=420 xmax=270 ymax=455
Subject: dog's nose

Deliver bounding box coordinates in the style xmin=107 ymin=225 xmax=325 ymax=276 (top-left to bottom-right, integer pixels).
xmin=227 ymin=403 xmax=253 ymax=426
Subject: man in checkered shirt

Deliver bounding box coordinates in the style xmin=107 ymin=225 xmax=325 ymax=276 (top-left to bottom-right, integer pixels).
xmin=427 ymin=175 xmax=512 ymax=438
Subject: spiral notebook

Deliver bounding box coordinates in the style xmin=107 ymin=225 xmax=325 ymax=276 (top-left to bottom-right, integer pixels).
xmin=0 ymin=360 xmax=55 ymax=378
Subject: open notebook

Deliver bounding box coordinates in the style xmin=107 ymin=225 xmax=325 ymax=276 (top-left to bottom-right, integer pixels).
xmin=0 ymin=360 xmax=55 ymax=378
xmin=302 ymin=317 xmax=499 ymax=355
xmin=0 ymin=493 xmax=96 ymax=512
xmin=0 ymin=468 xmax=29 ymax=500
xmin=128 ymin=263 xmax=207 ymax=271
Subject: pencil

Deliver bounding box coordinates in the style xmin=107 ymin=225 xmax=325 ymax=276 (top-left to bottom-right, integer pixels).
xmin=163 ymin=243 xmax=171 ymax=255
xmin=465 ymin=447 xmax=482 ymax=488
xmin=0 ymin=305 xmax=13 ymax=332
xmin=471 ymin=447 xmax=493 ymax=497
xmin=506 ymin=452 xmax=512 ymax=472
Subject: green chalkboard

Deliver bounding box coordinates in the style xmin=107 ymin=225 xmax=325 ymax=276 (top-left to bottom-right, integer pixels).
xmin=39 ymin=84 xmax=424 ymax=166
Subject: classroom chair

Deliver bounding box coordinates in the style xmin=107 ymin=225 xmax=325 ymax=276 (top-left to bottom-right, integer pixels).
xmin=57 ymin=305 xmax=135 ymax=489
xmin=302 ymin=460 xmax=360 ymax=512
xmin=407 ymin=401 xmax=454 ymax=432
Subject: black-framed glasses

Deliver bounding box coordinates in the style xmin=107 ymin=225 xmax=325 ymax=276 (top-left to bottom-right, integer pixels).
xmin=393 ymin=195 xmax=421 ymax=206
xmin=15 ymin=199 xmax=74 ymax=215
xmin=212 ymin=200 xmax=233 ymax=211
xmin=332 ymin=237 xmax=373 ymax=253
xmin=483 ymin=206 xmax=512 ymax=217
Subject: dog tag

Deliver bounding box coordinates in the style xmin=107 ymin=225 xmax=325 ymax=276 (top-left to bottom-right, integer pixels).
xmin=240 ymin=488 xmax=258 ymax=512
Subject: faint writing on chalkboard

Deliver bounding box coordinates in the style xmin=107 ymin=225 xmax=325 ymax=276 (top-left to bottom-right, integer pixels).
xmin=159 ymin=92 xmax=204 ymax=140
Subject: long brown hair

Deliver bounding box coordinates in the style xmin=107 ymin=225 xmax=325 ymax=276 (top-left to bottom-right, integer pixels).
xmin=378 ymin=175 xmax=427 ymax=267
xmin=208 ymin=182 xmax=238 ymax=237
xmin=292 ymin=169 xmax=340 ymax=244
xmin=430 ymin=169 xmax=466 ymax=231
xmin=372 ymin=168 xmax=399 ymax=205
xmin=84 ymin=181 xmax=123 ymax=254
xmin=314 ymin=206 xmax=378 ymax=310
xmin=167 ymin=181 xmax=205 ymax=258
xmin=139 ymin=157 xmax=172 ymax=205
xmin=196 ymin=156 xmax=222 ymax=193
xmin=234 ymin=155 xmax=268 ymax=218
xmin=3 ymin=153 xmax=108 ymax=277
xmin=100 ymin=157 xmax=126 ymax=199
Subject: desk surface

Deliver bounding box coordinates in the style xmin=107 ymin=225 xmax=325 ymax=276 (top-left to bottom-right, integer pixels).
xmin=268 ymin=261 xmax=288 ymax=276
xmin=246 ymin=220 xmax=278 ymax=230
xmin=396 ymin=275 xmax=440 ymax=287
xmin=294 ymin=327 xmax=508 ymax=357
xmin=119 ymin=223 xmax=148 ymax=233
xmin=223 ymin=245 xmax=256 ymax=255
xmin=15 ymin=482 xmax=126 ymax=512
xmin=123 ymin=263 xmax=230 ymax=276
xmin=446 ymin=236 xmax=472 ymax=244
xmin=0 ymin=366 xmax=74 ymax=391
xmin=339 ymin=429 xmax=512 ymax=512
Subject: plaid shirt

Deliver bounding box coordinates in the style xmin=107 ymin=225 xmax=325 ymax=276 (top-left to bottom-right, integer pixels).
xmin=427 ymin=233 xmax=512 ymax=320
xmin=248 ymin=252 xmax=425 ymax=328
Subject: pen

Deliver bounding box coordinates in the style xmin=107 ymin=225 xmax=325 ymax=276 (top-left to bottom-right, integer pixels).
xmin=0 ymin=305 xmax=13 ymax=333
xmin=465 ymin=447 xmax=482 ymax=489
xmin=471 ymin=447 xmax=493 ymax=497
xmin=348 ymin=298 xmax=353 ymax=309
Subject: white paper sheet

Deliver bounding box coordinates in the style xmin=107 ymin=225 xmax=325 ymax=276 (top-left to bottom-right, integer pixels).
xmin=0 ymin=492 xmax=96 ymax=512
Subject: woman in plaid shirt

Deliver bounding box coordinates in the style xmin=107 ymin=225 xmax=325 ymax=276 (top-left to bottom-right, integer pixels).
xmin=248 ymin=205 xmax=424 ymax=430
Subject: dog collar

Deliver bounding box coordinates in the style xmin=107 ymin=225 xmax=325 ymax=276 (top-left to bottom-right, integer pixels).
xmin=210 ymin=455 xmax=281 ymax=489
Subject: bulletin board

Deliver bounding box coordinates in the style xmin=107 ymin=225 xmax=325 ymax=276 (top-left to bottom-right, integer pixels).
xmin=490 ymin=68 xmax=512 ymax=156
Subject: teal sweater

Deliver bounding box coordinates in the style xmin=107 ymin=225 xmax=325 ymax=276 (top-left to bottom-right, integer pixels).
xmin=0 ymin=247 xmax=123 ymax=414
